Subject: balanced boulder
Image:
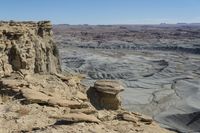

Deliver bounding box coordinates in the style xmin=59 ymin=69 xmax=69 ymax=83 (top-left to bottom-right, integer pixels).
xmin=87 ymin=80 xmax=124 ymax=110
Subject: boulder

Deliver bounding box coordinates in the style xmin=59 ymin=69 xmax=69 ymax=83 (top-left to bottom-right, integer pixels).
xmin=87 ymin=80 xmax=124 ymax=110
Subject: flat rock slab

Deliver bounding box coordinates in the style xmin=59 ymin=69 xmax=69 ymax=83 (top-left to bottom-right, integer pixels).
xmin=0 ymin=79 xmax=28 ymax=91
xmin=21 ymin=88 xmax=87 ymax=109
xmin=21 ymin=89 xmax=50 ymax=103
xmin=94 ymin=80 xmax=124 ymax=95
xmin=51 ymin=113 xmax=101 ymax=123
xmin=48 ymin=98 xmax=88 ymax=109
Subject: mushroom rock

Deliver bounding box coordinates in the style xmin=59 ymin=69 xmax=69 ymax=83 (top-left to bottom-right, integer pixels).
xmin=87 ymin=80 xmax=124 ymax=110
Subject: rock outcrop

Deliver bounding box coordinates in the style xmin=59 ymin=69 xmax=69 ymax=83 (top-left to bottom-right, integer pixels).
xmin=0 ymin=21 xmax=172 ymax=133
xmin=0 ymin=21 xmax=61 ymax=77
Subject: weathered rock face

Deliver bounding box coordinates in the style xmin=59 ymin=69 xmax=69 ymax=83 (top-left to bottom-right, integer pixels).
xmin=0 ymin=21 xmax=61 ymax=77
xmin=87 ymin=80 xmax=124 ymax=110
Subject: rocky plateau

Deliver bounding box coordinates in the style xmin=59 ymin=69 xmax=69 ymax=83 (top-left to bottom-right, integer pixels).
xmin=0 ymin=21 xmax=172 ymax=133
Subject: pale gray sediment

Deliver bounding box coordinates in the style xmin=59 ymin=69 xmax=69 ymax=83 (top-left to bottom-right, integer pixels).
xmin=54 ymin=24 xmax=200 ymax=133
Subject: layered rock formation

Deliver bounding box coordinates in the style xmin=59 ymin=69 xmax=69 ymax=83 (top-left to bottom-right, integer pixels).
xmin=0 ymin=21 xmax=61 ymax=77
xmin=0 ymin=21 xmax=172 ymax=133
xmin=54 ymin=24 xmax=200 ymax=54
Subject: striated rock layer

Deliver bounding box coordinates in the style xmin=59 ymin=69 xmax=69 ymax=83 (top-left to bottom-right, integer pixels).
xmin=0 ymin=21 xmax=172 ymax=133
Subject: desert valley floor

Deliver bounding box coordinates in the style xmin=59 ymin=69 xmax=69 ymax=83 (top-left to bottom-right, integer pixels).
xmin=54 ymin=24 xmax=200 ymax=133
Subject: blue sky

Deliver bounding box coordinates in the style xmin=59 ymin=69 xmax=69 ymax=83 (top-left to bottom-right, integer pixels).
xmin=0 ymin=0 xmax=200 ymax=24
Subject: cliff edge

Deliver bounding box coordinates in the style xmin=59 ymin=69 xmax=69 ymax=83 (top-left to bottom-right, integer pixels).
xmin=0 ymin=21 xmax=173 ymax=133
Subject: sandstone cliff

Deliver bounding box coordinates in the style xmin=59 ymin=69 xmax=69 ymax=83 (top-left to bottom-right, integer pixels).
xmin=0 ymin=21 xmax=61 ymax=77
xmin=0 ymin=21 xmax=172 ymax=133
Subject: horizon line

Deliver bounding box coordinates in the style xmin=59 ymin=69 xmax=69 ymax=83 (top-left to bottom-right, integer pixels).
xmin=1 ymin=20 xmax=200 ymax=25
xmin=54 ymin=22 xmax=200 ymax=25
